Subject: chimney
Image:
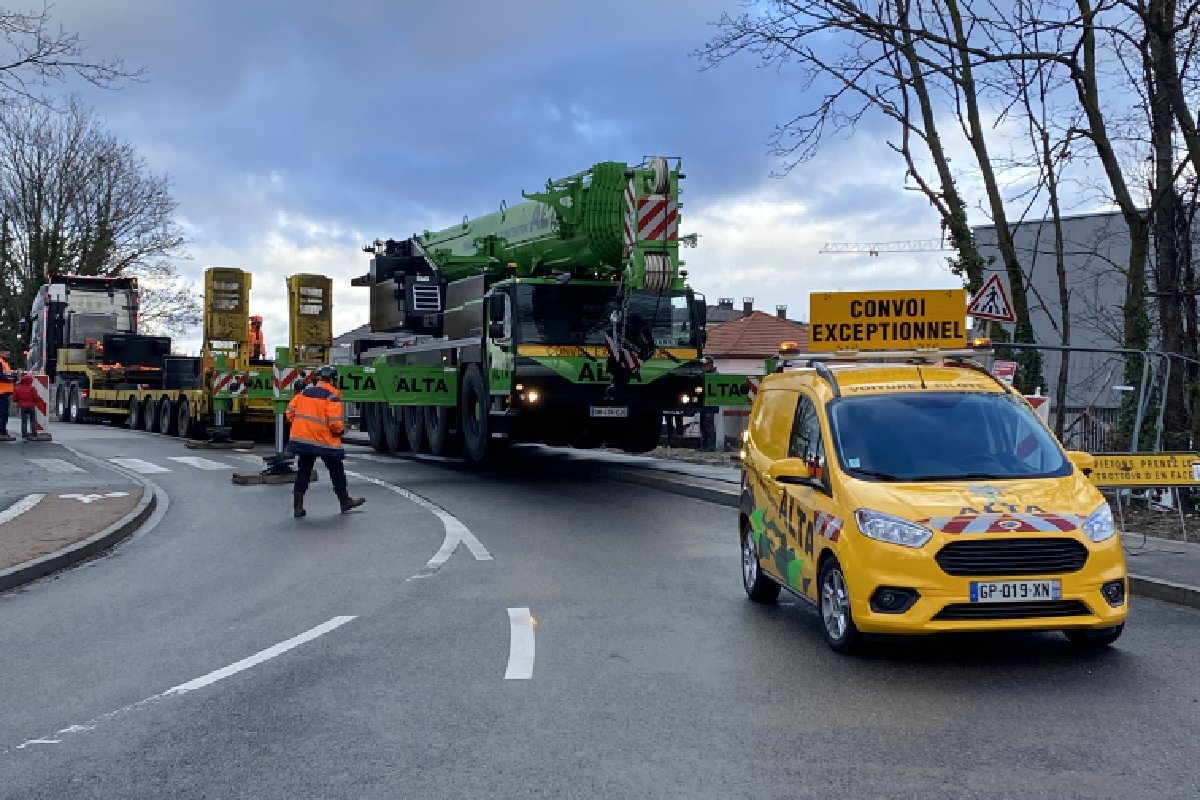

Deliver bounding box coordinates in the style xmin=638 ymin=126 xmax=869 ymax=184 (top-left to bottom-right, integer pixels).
xmin=742 ymin=297 xmax=754 ymax=315
xmin=718 ymin=297 xmax=734 ymax=310
xmin=776 ymin=305 xmax=787 ymax=319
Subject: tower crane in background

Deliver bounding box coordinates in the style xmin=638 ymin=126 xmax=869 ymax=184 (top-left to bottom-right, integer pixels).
xmin=819 ymin=239 xmax=954 ymax=256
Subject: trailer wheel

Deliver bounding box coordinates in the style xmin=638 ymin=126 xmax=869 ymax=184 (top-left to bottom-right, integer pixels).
xmin=382 ymin=405 xmax=403 ymax=453
xmin=67 ymin=386 xmax=83 ymax=424
xmin=366 ymin=403 xmax=387 ymax=452
xmin=403 ymin=406 xmax=426 ymax=453
xmin=142 ymin=397 xmax=157 ymax=432
xmin=159 ymin=397 xmax=176 ymax=436
xmin=176 ymin=398 xmax=193 ymax=439
xmin=424 ymin=405 xmax=457 ymax=456
xmin=55 ymin=387 xmax=67 ymax=421
xmin=461 ymin=365 xmax=501 ymax=463
xmin=127 ymin=396 xmax=141 ymax=430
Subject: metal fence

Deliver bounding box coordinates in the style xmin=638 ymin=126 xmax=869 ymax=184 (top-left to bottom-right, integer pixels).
xmin=986 ymin=343 xmax=1200 ymax=454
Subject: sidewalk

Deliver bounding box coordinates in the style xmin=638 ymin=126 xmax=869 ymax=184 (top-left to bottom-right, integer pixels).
xmin=0 ymin=441 xmax=155 ymax=592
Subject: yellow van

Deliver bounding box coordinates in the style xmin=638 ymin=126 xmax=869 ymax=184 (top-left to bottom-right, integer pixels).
xmin=739 ymin=347 xmax=1128 ymax=653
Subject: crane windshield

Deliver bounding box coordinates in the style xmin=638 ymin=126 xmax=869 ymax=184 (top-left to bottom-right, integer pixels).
xmin=513 ymin=284 xmax=698 ymax=349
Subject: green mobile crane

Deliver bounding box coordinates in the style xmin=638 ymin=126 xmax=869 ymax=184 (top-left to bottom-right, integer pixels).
xmin=352 ymin=156 xmax=708 ymax=462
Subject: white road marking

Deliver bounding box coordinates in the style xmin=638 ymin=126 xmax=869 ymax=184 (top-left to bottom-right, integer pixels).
xmin=345 ymin=471 xmax=492 ymax=579
xmin=166 ymin=456 xmax=233 ymax=470
xmin=28 ymin=458 xmax=86 ymax=474
xmin=14 ymin=616 xmax=356 ymax=751
xmin=108 ymin=458 xmax=170 ymax=474
xmin=349 ymin=454 xmax=395 ymax=463
xmin=505 ymin=607 xmax=536 ymax=680
xmin=0 ymin=494 xmax=45 ymax=525
xmin=58 ymin=492 xmax=130 ymax=504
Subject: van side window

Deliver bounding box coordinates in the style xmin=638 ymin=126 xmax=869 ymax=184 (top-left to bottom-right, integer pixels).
xmin=788 ymin=394 xmax=828 ymax=484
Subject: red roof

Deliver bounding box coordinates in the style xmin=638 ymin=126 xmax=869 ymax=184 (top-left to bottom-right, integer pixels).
xmin=706 ymin=311 xmax=808 ymax=358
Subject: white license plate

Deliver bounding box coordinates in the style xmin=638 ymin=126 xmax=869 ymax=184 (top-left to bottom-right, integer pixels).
xmin=590 ymin=406 xmax=628 ymax=418
xmin=970 ymin=580 xmax=1061 ymax=603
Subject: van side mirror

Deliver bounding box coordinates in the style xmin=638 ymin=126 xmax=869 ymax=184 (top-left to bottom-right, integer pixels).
xmin=768 ymin=458 xmax=814 ymax=485
xmin=488 ymin=293 xmax=506 ymax=323
xmin=1066 ymin=450 xmax=1096 ymax=476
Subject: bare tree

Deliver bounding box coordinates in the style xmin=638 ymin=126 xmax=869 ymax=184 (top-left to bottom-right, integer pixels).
xmin=0 ymin=3 xmax=141 ymax=101
xmin=0 ymin=98 xmax=191 ymax=357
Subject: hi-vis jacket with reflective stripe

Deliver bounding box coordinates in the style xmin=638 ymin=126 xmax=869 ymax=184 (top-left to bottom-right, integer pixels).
xmin=285 ymin=381 xmax=345 ymax=459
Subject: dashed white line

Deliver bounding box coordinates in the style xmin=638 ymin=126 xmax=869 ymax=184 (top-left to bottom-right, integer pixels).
xmin=14 ymin=616 xmax=356 ymax=751
xmin=345 ymin=471 xmax=492 ymax=579
xmin=108 ymin=458 xmax=170 ymax=474
xmin=28 ymin=458 xmax=86 ymax=474
xmin=0 ymin=494 xmax=45 ymax=525
xmin=166 ymin=456 xmax=233 ymax=470
xmin=505 ymin=607 xmax=536 ymax=680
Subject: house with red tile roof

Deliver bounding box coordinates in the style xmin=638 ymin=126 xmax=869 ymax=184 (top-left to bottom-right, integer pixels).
xmin=705 ymin=309 xmax=809 ymax=374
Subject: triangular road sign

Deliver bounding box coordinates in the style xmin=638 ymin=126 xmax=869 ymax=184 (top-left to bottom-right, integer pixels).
xmin=967 ymin=274 xmax=1016 ymax=323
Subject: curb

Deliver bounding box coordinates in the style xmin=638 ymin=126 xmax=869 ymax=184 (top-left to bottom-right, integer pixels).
xmin=0 ymin=481 xmax=156 ymax=594
xmin=602 ymin=466 xmax=1200 ymax=612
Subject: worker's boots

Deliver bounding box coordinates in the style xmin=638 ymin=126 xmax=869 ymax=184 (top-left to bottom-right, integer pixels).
xmin=336 ymin=489 xmax=365 ymax=513
xmin=293 ymin=493 xmax=306 ymax=519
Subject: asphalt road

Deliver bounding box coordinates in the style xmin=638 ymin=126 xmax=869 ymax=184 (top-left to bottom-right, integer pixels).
xmin=1 ymin=426 xmax=1198 ymax=799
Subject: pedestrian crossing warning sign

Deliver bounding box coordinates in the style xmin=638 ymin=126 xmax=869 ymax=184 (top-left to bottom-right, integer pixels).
xmin=968 ymin=274 xmax=1016 ymax=323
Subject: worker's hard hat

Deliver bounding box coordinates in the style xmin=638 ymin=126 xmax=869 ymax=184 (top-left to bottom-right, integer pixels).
xmin=317 ymin=365 xmax=335 ymax=382
xmin=702 ymin=355 xmax=714 ymax=365
xmin=292 ymin=377 xmax=307 ymax=393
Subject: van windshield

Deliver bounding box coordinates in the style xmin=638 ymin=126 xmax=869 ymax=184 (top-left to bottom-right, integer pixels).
xmin=827 ymin=391 xmax=1071 ymax=482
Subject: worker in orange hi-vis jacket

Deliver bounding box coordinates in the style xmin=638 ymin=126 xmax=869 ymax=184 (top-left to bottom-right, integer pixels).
xmin=0 ymin=352 xmax=15 ymax=441
xmin=285 ymin=365 xmax=364 ymax=519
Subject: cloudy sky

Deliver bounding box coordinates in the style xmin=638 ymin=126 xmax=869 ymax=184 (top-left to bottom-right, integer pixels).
xmin=42 ymin=0 xmax=969 ymax=352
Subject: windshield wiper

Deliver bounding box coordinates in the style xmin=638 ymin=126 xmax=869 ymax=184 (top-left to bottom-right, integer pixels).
xmin=849 ymin=468 xmax=905 ymax=482
xmin=917 ymin=472 xmax=1006 ymax=481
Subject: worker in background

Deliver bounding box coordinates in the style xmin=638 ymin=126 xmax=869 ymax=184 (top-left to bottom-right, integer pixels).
xmin=249 ymin=316 xmax=266 ymax=359
xmin=699 ymin=355 xmax=718 ymax=452
xmin=0 ymin=352 xmax=14 ymax=442
xmin=285 ymin=365 xmax=364 ymax=519
xmin=13 ymin=373 xmax=39 ymax=440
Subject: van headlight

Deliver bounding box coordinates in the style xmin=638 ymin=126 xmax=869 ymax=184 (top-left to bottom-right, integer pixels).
xmin=854 ymin=509 xmax=932 ymax=548
xmin=1083 ymin=503 xmax=1116 ymax=542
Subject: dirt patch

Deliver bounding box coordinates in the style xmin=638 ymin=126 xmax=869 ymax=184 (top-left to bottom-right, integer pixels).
xmin=1112 ymin=502 xmax=1199 ymax=543
xmin=647 ymin=446 xmax=740 ymax=468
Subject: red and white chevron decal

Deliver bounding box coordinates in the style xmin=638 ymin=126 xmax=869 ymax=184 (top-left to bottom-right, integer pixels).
xmin=274 ymin=366 xmax=300 ymax=397
xmin=212 ymin=371 xmax=233 ymax=395
xmin=745 ymin=376 xmax=760 ymax=404
xmin=637 ymin=194 xmax=678 ymax=242
xmin=32 ymin=373 xmax=50 ymax=435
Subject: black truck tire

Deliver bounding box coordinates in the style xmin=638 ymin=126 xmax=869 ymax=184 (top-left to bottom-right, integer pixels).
xmin=461 ymin=365 xmax=503 ymax=463
xmin=366 ymin=403 xmax=388 ymax=453
xmin=176 ymin=398 xmax=193 ymax=438
xmin=159 ymin=397 xmax=176 ymax=436
xmin=143 ymin=397 xmax=158 ymax=432
xmin=403 ymin=406 xmax=426 ymax=453
xmin=424 ymin=405 xmax=457 ymax=456
xmin=382 ymin=405 xmax=404 ymax=453
xmin=67 ymin=386 xmax=83 ymax=424
xmin=127 ymin=396 xmax=141 ymax=430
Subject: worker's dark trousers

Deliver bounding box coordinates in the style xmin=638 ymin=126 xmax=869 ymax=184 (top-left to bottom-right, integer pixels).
xmin=293 ymin=452 xmax=347 ymax=495
xmin=0 ymin=395 xmax=10 ymax=435
xmin=20 ymin=408 xmax=36 ymax=438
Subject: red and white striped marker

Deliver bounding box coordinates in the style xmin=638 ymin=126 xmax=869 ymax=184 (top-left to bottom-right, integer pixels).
xmin=212 ymin=371 xmax=234 ymax=395
xmin=32 ymin=374 xmax=51 ymax=439
xmin=636 ymin=194 xmax=679 ymax=242
xmin=745 ymin=376 xmax=760 ymax=405
xmin=273 ymin=366 xmax=300 ymax=398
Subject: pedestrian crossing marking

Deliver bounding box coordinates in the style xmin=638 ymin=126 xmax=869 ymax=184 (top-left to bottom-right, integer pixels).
xmin=28 ymin=458 xmax=87 ymax=474
xmin=108 ymin=458 xmax=171 ymax=474
xmin=167 ymin=456 xmax=233 ymax=471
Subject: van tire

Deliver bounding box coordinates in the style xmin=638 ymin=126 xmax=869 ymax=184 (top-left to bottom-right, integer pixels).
xmin=741 ymin=522 xmax=780 ymax=604
xmin=818 ymin=557 xmax=862 ymax=654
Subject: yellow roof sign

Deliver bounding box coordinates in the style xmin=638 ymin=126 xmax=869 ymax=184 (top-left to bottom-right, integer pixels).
xmin=1088 ymin=453 xmax=1200 ymax=487
xmin=809 ymin=289 xmax=968 ymax=352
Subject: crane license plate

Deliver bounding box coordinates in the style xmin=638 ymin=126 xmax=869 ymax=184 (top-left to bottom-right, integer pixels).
xmin=970 ymin=580 xmax=1061 ymax=603
xmin=590 ymin=406 xmax=628 ymax=418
